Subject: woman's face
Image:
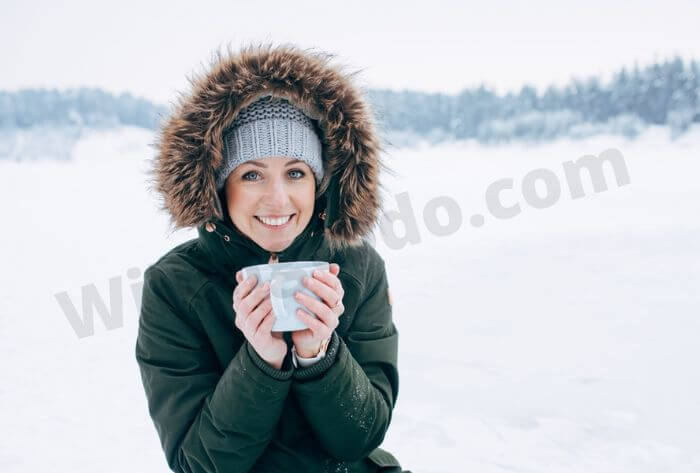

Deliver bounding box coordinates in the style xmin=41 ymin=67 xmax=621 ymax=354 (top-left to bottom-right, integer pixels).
xmin=224 ymin=157 xmax=316 ymax=253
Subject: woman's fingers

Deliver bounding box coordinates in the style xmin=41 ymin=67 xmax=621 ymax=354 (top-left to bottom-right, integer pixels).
xmin=301 ymin=268 xmax=344 ymax=308
xmin=301 ymin=275 xmax=339 ymax=307
xmin=255 ymin=310 xmax=277 ymax=338
xmin=296 ymin=308 xmax=326 ymax=335
xmin=312 ymin=269 xmax=344 ymax=297
xmin=233 ymin=280 xmax=271 ymax=335
xmin=306 ymin=296 xmax=340 ymax=330
xmin=295 ymin=293 xmax=340 ymax=330
xmin=295 ymin=291 xmax=330 ymax=318
xmin=313 ymin=268 xmax=340 ymax=289
xmin=236 ymin=280 xmax=269 ymax=314
xmin=243 ymin=296 xmax=272 ymax=334
xmin=233 ymin=275 xmax=257 ymax=305
xmin=230 ymin=274 xmax=287 ymax=368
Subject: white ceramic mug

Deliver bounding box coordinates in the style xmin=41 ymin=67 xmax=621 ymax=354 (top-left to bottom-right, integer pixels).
xmin=240 ymin=261 xmax=330 ymax=332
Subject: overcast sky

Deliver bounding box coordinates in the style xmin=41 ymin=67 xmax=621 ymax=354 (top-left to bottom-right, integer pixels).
xmin=3 ymin=0 xmax=700 ymax=104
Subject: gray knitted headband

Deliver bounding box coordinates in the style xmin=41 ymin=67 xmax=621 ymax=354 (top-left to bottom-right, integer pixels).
xmin=216 ymin=95 xmax=324 ymax=190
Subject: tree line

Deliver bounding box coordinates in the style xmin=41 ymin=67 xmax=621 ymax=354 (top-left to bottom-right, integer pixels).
xmin=2 ymin=56 xmax=698 ymax=145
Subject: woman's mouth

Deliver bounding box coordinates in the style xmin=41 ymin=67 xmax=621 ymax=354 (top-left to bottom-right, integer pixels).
xmin=255 ymin=214 xmax=295 ymax=230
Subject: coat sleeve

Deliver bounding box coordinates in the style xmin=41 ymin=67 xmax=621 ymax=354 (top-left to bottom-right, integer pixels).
xmin=291 ymin=254 xmax=399 ymax=462
xmin=135 ymin=266 xmax=293 ymax=473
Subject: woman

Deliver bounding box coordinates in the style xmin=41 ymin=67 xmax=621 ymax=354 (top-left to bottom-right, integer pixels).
xmin=135 ymin=44 xmax=410 ymax=473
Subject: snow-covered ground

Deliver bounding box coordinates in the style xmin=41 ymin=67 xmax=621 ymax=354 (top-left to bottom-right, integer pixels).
xmin=1 ymin=125 xmax=698 ymax=473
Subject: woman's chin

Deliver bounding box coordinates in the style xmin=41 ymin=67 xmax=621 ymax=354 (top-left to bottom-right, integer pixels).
xmin=254 ymin=232 xmax=294 ymax=253
xmin=260 ymin=241 xmax=286 ymax=253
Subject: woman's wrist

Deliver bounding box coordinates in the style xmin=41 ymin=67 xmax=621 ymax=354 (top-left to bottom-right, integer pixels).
xmin=260 ymin=352 xmax=285 ymax=370
xmin=295 ymin=336 xmax=331 ymax=359
xmin=269 ymin=359 xmax=283 ymax=370
xmin=296 ymin=343 xmax=322 ymax=359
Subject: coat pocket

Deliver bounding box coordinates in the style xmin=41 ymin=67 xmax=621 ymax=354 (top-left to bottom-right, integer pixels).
xmin=367 ymin=447 xmax=404 ymax=472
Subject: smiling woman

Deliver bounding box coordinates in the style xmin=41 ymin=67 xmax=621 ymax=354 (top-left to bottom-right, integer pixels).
xmin=224 ymin=155 xmax=318 ymax=254
xmin=134 ymin=44 xmax=411 ymax=473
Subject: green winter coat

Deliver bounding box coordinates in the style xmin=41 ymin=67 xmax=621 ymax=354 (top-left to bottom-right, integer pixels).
xmin=134 ymin=45 xmax=409 ymax=473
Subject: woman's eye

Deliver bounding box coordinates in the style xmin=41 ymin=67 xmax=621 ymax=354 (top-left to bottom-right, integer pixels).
xmin=242 ymin=171 xmax=259 ymax=181
xmin=242 ymin=169 xmax=305 ymax=181
xmin=289 ymin=169 xmax=306 ymax=179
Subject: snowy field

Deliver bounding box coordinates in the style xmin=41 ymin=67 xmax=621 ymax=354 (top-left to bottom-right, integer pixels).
xmin=1 ymin=126 xmax=698 ymax=473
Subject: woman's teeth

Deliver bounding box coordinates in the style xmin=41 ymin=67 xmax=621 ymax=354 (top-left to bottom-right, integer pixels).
xmin=257 ymin=215 xmax=292 ymax=226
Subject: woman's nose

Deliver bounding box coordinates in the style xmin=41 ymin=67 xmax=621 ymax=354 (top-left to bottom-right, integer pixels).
xmin=265 ymin=177 xmax=292 ymax=207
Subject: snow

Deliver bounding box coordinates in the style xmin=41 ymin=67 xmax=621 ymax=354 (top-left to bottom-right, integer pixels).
xmin=1 ymin=125 xmax=698 ymax=472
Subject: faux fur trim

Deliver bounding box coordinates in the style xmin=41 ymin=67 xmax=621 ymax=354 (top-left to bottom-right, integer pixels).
xmin=149 ymin=43 xmax=388 ymax=252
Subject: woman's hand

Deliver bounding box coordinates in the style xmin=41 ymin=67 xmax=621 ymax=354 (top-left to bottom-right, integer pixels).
xmin=291 ymin=263 xmax=345 ymax=358
xmin=233 ymin=272 xmax=288 ymax=369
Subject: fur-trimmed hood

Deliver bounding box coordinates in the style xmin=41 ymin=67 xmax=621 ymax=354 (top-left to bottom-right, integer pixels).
xmin=150 ymin=44 xmax=388 ymax=252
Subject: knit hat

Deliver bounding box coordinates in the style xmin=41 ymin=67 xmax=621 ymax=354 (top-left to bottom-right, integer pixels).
xmin=215 ymin=95 xmax=324 ymax=190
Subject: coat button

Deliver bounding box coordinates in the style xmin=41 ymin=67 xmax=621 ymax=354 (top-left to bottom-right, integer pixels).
xmin=205 ymin=222 xmax=216 ymax=232
xmin=223 ymin=235 xmax=230 ymax=242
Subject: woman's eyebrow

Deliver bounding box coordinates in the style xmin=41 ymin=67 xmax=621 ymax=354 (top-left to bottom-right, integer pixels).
xmin=245 ymin=159 xmax=304 ymax=168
